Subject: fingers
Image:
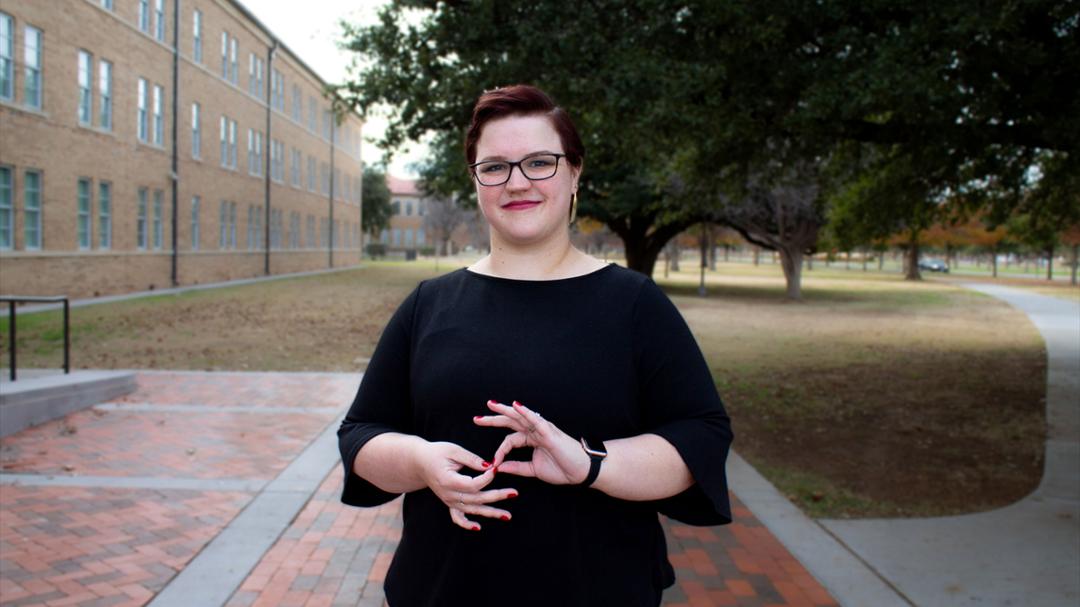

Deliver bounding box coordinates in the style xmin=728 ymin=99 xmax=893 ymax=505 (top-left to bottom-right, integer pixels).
xmin=480 ymin=399 xmax=548 ymax=438
xmin=491 ymin=431 xmax=531 ymax=468
xmin=443 ymin=442 xmax=494 ymax=474
xmin=446 ymin=487 xmax=519 ymax=531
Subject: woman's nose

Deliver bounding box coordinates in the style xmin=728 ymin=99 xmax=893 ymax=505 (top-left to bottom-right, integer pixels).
xmin=505 ymin=165 xmax=531 ymax=190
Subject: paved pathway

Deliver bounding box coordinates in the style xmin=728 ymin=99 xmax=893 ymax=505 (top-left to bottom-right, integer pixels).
xmin=820 ymin=284 xmax=1080 ymax=607
xmin=1 ymin=371 xmax=839 ymax=607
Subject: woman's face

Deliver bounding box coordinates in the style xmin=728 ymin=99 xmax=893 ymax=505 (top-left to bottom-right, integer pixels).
xmin=472 ymin=114 xmax=580 ymax=247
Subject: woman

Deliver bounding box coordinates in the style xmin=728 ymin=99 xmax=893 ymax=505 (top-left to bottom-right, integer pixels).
xmin=338 ymin=85 xmax=732 ymax=606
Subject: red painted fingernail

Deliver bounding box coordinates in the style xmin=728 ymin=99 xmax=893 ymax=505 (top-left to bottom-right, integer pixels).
xmin=474 ymin=415 xmax=483 ymax=421
xmin=507 ymin=491 xmax=518 ymax=499
xmin=487 ymin=399 xmax=497 ymax=406
xmin=512 ymin=401 xmax=523 ymax=408
xmin=482 ymin=461 xmax=491 ymax=468
xmin=500 ymin=515 xmax=510 ymax=521
xmin=471 ymin=525 xmax=480 ymax=531
xmin=493 ymin=466 xmax=498 ymax=474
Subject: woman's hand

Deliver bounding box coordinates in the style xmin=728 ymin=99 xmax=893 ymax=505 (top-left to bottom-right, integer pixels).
xmin=414 ymin=441 xmax=518 ymax=531
xmin=476 ymin=400 xmax=591 ymax=485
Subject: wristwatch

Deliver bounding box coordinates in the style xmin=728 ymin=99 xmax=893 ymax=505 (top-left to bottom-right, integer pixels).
xmin=579 ymin=437 xmax=607 ymax=487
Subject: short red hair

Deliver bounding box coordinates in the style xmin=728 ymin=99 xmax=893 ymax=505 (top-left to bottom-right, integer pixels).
xmin=464 ymin=85 xmax=585 ymax=169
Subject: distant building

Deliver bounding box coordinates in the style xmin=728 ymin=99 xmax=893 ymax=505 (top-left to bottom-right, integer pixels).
xmin=383 ymin=175 xmax=425 ymax=251
xmin=0 ymin=0 xmax=364 ymax=298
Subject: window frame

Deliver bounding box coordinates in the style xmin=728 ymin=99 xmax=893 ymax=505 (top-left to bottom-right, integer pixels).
xmin=193 ymin=10 xmax=202 ymax=63
xmin=152 ymin=189 xmax=163 ymax=249
xmin=152 ymin=84 xmax=164 ymax=145
xmin=23 ymin=25 xmax=42 ymax=109
xmin=137 ymin=187 xmax=148 ymax=250
xmin=190 ymin=195 xmax=200 ymax=251
xmin=77 ymin=50 xmax=93 ymax=125
xmin=23 ymin=170 xmax=42 ymax=250
xmin=0 ymin=12 xmax=13 ymax=102
xmin=98 ymin=59 xmax=112 ymax=130
xmin=98 ymin=181 xmax=111 ymax=249
xmin=77 ymin=177 xmax=92 ymax=250
xmin=137 ymin=78 xmax=148 ymax=142
xmin=191 ymin=102 xmax=201 ymax=158
xmin=0 ymin=165 xmax=12 ymax=250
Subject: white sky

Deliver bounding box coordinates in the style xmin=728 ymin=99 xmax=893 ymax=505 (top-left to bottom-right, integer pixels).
xmin=238 ymin=0 xmax=426 ymax=178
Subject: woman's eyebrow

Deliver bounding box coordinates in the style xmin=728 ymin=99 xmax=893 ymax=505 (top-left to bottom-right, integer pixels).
xmin=476 ymin=150 xmax=559 ymax=163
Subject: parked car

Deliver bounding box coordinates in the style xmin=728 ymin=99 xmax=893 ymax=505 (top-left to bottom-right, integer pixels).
xmin=918 ymin=259 xmax=950 ymax=273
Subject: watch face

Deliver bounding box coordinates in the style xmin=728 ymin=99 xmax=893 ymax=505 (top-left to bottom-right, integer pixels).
xmin=581 ymin=438 xmax=607 ymax=458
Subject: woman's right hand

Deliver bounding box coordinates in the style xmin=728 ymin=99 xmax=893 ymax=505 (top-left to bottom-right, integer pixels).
xmin=415 ymin=441 xmax=518 ymax=531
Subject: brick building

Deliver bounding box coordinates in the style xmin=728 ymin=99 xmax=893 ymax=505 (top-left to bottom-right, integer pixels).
xmin=0 ymin=0 xmax=364 ymax=298
xmin=381 ymin=175 xmax=426 ymax=252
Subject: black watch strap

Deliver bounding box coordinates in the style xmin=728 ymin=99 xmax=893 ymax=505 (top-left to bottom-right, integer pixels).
xmin=579 ymin=437 xmax=607 ymax=487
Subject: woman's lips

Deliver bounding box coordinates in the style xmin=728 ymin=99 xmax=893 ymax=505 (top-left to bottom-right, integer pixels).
xmin=502 ymin=200 xmax=542 ymax=211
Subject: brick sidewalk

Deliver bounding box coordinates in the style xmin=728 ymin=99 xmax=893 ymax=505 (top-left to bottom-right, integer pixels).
xmin=0 ymin=372 xmax=837 ymax=607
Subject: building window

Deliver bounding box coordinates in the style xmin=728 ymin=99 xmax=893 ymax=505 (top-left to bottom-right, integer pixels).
xmin=24 ymin=26 xmax=42 ymax=109
xmin=98 ymin=182 xmax=111 ymax=249
xmin=289 ymin=211 xmax=300 ymax=249
xmin=0 ymin=13 xmax=12 ymax=101
xmin=101 ymin=0 xmax=114 ymax=10
xmin=137 ymin=78 xmax=148 ymax=141
xmin=271 ymin=139 xmax=284 ymax=182
xmin=247 ymin=204 xmax=256 ymax=250
xmin=308 ymin=96 xmax=316 ymax=131
xmin=306 ymin=215 xmax=315 ymax=248
xmin=218 ymin=200 xmax=227 ymax=248
xmin=138 ymin=0 xmax=150 ymax=33
xmin=23 ymin=170 xmax=41 ymax=249
xmin=321 ymin=110 xmax=330 ymax=140
xmin=230 ymin=37 xmax=238 ymax=84
xmin=417 ymin=229 xmax=425 ymax=246
xmin=220 ymin=116 xmax=236 ymax=168
xmin=290 ymin=147 xmax=301 ymax=187
xmin=77 ymin=178 xmax=92 ymax=249
xmin=190 ymin=195 xmax=200 ymax=250
xmin=77 ymin=51 xmax=93 ymax=125
xmin=98 ymin=59 xmax=112 ymax=130
xmin=229 ymin=201 xmax=237 ymax=248
xmin=307 ymin=156 xmax=316 ymax=192
xmin=229 ymin=119 xmax=237 ymax=167
xmin=152 ymin=84 xmax=163 ymax=145
xmin=248 ymin=53 xmax=263 ymax=99
xmin=392 ymin=228 xmax=401 ymax=247
xmin=192 ymin=10 xmax=202 ymax=63
xmin=404 ymin=229 xmax=413 ymax=248
xmin=247 ymin=129 xmax=263 ymax=176
xmin=154 ymin=0 xmax=165 ymax=42
xmin=191 ymin=102 xmax=200 ymax=158
xmin=291 ymin=84 xmax=301 ymax=121
xmin=0 ymin=166 xmax=11 ymax=250
xmin=152 ymin=189 xmax=163 ymax=249
xmin=137 ymin=186 xmax=150 ymax=248
xmin=406 ymin=201 xmax=413 ymax=216
xmin=220 ymin=32 xmax=228 ymax=79
xmin=271 ymin=68 xmax=284 ymax=110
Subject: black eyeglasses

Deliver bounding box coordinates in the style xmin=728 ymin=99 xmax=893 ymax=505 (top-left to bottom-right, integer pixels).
xmin=469 ymin=153 xmax=565 ymax=187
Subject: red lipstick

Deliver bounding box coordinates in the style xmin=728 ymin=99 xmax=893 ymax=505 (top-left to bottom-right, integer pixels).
xmin=502 ymin=199 xmax=542 ymax=210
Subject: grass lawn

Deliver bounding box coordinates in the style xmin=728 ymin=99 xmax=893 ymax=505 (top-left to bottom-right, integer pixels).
xmin=1 ymin=258 xmax=1047 ymax=519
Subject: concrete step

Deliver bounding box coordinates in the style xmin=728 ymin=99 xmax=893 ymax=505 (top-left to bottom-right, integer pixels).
xmin=0 ymin=370 xmax=136 ymax=437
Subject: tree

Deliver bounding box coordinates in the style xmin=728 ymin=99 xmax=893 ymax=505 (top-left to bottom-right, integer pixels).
xmin=422 ymin=196 xmax=465 ymax=257
xmin=361 ymin=167 xmax=392 ymax=237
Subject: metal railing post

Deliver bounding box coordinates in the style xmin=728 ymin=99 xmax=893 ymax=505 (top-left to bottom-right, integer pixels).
xmin=8 ymin=300 xmax=14 ymax=382
xmin=63 ymin=299 xmax=70 ymax=374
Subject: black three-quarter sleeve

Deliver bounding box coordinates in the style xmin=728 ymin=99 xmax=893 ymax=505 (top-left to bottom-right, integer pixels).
xmin=632 ymin=278 xmax=734 ymax=526
xmin=337 ymin=284 xmax=421 ymax=507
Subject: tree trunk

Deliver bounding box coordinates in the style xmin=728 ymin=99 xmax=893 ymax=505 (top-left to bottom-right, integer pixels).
xmin=992 ymin=246 xmax=998 ymax=278
xmin=1071 ymin=244 xmax=1078 ymax=286
xmin=1046 ymin=245 xmax=1054 ymax=281
xmin=723 ymin=245 xmax=730 ymax=262
xmin=778 ymin=247 xmax=804 ymax=300
xmin=862 ymin=248 xmax=868 ymax=272
xmin=753 ymin=247 xmax=760 ymax=266
xmin=905 ymin=231 xmax=922 ymax=280
xmin=878 ymin=253 xmax=885 ymax=271
xmin=623 ymin=239 xmax=664 ymax=277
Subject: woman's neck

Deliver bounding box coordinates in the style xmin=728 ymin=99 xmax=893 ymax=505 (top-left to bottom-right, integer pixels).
xmin=472 ymin=234 xmax=601 ymax=280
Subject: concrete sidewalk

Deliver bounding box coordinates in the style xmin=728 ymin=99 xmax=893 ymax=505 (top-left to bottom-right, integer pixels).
xmin=0 ymin=371 xmax=841 ymax=607
xmin=819 ymin=284 xmax=1080 ymax=607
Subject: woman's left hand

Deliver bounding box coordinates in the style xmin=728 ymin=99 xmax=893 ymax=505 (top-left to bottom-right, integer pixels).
xmin=475 ymin=400 xmax=591 ymax=485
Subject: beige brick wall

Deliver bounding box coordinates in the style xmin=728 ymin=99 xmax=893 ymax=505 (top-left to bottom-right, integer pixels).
xmin=0 ymin=0 xmax=364 ymax=299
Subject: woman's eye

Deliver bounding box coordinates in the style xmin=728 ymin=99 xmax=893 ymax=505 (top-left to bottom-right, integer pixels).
xmin=527 ymin=159 xmax=553 ymax=168
xmin=481 ymin=163 xmax=508 ymax=173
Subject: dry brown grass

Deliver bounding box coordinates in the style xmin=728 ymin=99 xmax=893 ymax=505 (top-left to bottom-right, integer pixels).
xmin=2 ymin=259 xmax=1047 ymax=518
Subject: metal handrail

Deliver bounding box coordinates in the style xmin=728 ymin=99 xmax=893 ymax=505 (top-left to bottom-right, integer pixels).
xmin=0 ymin=296 xmax=70 ymax=382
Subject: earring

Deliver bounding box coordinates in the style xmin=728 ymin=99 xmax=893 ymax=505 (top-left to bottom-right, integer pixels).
xmin=569 ymin=192 xmax=578 ymax=224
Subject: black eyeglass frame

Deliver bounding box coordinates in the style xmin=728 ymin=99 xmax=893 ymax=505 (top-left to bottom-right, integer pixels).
xmin=468 ymin=153 xmax=566 ymax=187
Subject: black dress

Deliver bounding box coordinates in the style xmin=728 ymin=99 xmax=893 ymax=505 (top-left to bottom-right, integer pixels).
xmin=338 ymin=265 xmax=733 ymax=607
